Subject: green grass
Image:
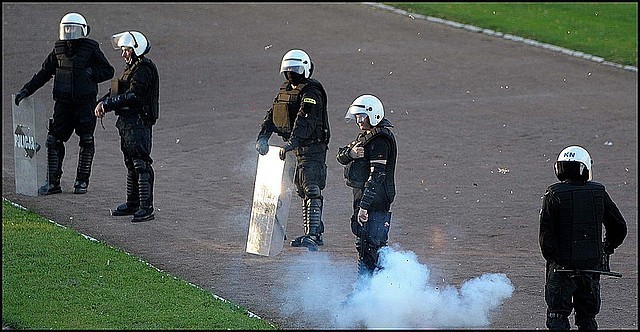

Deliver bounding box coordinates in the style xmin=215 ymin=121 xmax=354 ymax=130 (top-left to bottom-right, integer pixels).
xmin=388 ymin=2 xmax=638 ymax=67
xmin=2 ymin=200 xmax=276 ymax=330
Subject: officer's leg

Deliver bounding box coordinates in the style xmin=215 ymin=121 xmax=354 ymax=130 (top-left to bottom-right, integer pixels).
xmin=40 ymin=103 xmax=74 ymax=195
xmin=73 ymin=133 xmax=94 ymax=194
xmin=290 ymin=169 xmax=323 ymax=249
xmin=545 ymin=265 xmax=575 ymax=330
xmin=72 ymin=102 xmax=96 ymax=194
xmin=112 ymin=157 xmax=139 ymax=216
xmin=131 ymin=158 xmax=155 ymax=222
xmin=38 ymin=134 xmax=64 ymax=195
xmin=361 ymin=211 xmax=391 ymax=274
xmin=290 ymin=163 xmax=316 ymax=249
xmin=574 ymin=274 xmax=600 ymax=330
xmin=356 ymin=236 xmax=379 ymax=277
xmin=306 ymin=184 xmax=323 ymax=242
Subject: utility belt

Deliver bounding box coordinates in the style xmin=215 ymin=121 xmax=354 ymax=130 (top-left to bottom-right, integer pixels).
xmin=292 ymin=142 xmax=327 ymax=160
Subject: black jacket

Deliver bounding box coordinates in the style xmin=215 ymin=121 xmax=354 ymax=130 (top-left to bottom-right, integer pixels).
xmin=21 ymin=38 xmax=114 ymax=102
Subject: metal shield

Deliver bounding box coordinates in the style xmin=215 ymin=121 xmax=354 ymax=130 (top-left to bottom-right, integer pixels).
xmin=246 ymin=146 xmax=295 ymax=256
xmin=11 ymin=95 xmax=47 ymax=196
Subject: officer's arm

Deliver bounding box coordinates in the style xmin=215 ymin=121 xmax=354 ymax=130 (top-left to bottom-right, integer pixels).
xmin=102 ymin=91 xmax=137 ymax=111
xmin=602 ymin=191 xmax=628 ymax=254
xmin=539 ymin=190 xmax=559 ymax=262
xmin=22 ymin=51 xmax=58 ymax=95
xmin=90 ymin=47 xmax=115 ymax=83
xmin=289 ymin=88 xmax=323 ymax=145
xmin=102 ymin=66 xmax=150 ymax=111
xmin=98 ymin=92 xmax=110 ymax=103
xmin=258 ymin=108 xmax=275 ymax=141
xmin=359 ymin=138 xmax=390 ymax=210
xmin=336 ymin=145 xmax=354 ymax=165
xmin=359 ymin=160 xmax=387 ymax=210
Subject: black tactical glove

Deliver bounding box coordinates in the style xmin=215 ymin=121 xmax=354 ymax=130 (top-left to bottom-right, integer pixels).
xmin=279 ymin=143 xmax=294 ymax=161
xmin=14 ymin=89 xmax=30 ymax=106
xmin=256 ymin=137 xmax=269 ymax=155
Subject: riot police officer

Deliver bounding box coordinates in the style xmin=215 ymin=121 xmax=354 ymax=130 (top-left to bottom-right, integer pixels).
xmin=95 ymin=31 xmax=159 ymax=222
xmin=15 ymin=12 xmax=115 ymax=195
xmin=255 ymin=49 xmax=330 ymax=251
xmin=539 ymin=145 xmax=627 ymax=330
xmin=336 ymin=95 xmax=396 ymax=277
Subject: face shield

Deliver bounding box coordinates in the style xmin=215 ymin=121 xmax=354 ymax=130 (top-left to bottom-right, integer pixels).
xmin=111 ymin=32 xmax=130 ymax=50
xmin=344 ymin=104 xmax=368 ymax=123
xmin=59 ymin=24 xmax=85 ymax=40
xmin=280 ymin=61 xmax=306 ymax=75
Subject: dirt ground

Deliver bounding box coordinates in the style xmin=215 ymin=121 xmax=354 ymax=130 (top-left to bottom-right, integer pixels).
xmin=2 ymin=3 xmax=637 ymax=329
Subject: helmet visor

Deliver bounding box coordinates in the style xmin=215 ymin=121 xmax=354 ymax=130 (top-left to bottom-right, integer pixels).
xmin=344 ymin=105 xmax=367 ymax=123
xmin=110 ymin=32 xmax=127 ymax=50
xmin=59 ymin=24 xmax=84 ymax=40
xmin=280 ymin=62 xmax=306 ymax=75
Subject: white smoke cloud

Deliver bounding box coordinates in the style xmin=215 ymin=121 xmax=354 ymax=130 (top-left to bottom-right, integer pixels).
xmin=278 ymin=244 xmax=514 ymax=329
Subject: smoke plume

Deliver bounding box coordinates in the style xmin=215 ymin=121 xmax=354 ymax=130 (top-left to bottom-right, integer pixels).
xmin=278 ymin=244 xmax=514 ymax=329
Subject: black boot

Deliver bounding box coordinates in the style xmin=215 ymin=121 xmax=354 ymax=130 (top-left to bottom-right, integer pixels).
xmin=290 ymin=198 xmax=321 ymax=250
xmin=39 ymin=144 xmax=63 ymax=195
xmin=73 ymin=180 xmax=88 ymax=194
xmin=111 ymin=202 xmax=139 ymax=216
xmin=38 ymin=182 xmax=62 ymax=195
xmin=290 ymin=235 xmax=320 ymax=251
xmin=112 ymin=171 xmax=139 ymax=216
xmin=131 ymin=207 xmax=154 ymax=222
xmin=73 ymin=135 xmax=94 ymax=194
xmin=131 ymin=162 xmax=154 ymax=222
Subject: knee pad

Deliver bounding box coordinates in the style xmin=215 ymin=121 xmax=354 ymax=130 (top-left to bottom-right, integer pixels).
xmin=79 ymin=134 xmax=94 ymax=148
xmin=304 ymin=184 xmax=321 ymax=199
xmin=133 ymin=159 xmax=148 ymax=172
xmin=46 ymin=134 xmax=62 ymax=149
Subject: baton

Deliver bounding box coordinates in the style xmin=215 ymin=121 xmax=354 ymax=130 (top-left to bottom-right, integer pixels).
xmin=553 ymin=268 xmax=622 ymax=278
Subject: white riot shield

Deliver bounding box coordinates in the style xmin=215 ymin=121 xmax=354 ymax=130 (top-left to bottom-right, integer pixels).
xmin=11 ymin=95 xmax=47 ymax=196
xmin=246 ymin=146 xmax=295 ymax=256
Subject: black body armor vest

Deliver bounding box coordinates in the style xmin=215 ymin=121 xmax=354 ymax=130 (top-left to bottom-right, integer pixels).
xmin=548 ymin=181 xmax=606 ymax=269
xmin=345 ymin=125 xmax=397 ymax=203
xmin=52 ymin=39 xmax=98 ymax=101
xmin=113 ymin=57 xmax=160 ymax=124
xmin=272 ymin=78 xmax=329 ymax=143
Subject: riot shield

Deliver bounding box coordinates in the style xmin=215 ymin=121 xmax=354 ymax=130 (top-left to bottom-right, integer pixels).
xmin=246 ymin=146 xmax=295 ymax=256
xmin=11 ymin=95 xmax=47 ymax=196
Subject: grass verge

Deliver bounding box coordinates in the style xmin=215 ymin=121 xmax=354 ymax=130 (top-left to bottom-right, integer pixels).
xmin=2 ymin=200 xmax=275 ymax=330
xmin=388 ymin=2 xmax=637 ymax=67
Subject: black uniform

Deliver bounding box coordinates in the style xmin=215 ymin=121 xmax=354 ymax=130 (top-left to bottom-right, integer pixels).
xmin=257 ymin=78 xmax=330 ymax=245
xmin=17 ymin=38 xmax=115 ymax=194
xmin=337 ymin=118 xmax=397 ymax=275
xmin=102 ymin=56 xmax=159 ymax=222
xmin=539 ymin=180 xmax=627 ymax=330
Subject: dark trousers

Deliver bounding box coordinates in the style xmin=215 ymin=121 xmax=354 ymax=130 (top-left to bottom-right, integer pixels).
xmin=545 ymin=261 xmax=601 ymax=330
xmin=47 ymin=100 xmax=97 ymax=183
xmin=117 ymin=116 xmax=154 ymax=208
xmin=351 ymin=205 xmax=392 ymax=275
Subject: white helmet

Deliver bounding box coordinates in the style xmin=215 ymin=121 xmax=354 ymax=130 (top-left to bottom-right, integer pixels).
xmin=345 ymin=94 xmax=385 ymax=126
xmin=280 ymin=49 xmax=312 ymax=78
xmin=555 ymin=145 xmax=592 ymax=181
xmin=59 ymin=13 xmax=89 ymax=40
xmin=110 ymin=31 xmax=150 ymax=57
